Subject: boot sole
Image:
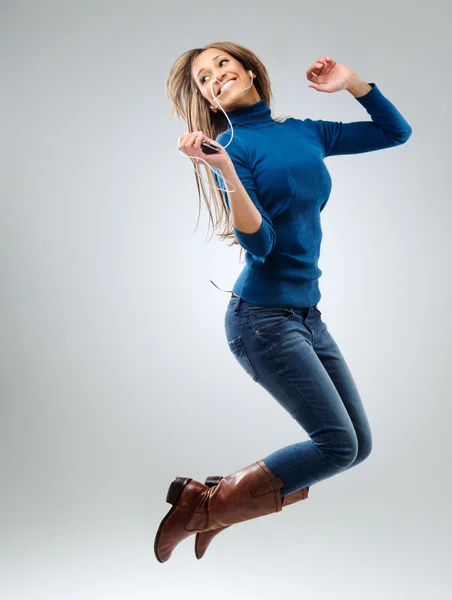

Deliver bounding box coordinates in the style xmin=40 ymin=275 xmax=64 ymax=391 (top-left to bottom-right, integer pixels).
xmin=154 ymin=476 xmax=192 ymax=563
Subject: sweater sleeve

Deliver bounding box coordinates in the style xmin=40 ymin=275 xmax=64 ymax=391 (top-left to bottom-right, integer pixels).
xmin=213 ymin=135 xmax=276 ymax=260
xmin=306 ymin=83 xmax=413 ymax=158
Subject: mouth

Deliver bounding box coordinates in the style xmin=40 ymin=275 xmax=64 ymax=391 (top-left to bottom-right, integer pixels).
xmin=218 ymin=77 xmax=237 ymax=95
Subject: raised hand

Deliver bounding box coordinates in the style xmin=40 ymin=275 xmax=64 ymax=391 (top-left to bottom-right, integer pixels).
xmin=306 ymin=56 xmax=355 ymax=93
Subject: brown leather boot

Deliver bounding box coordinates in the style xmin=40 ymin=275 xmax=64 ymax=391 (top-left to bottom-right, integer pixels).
xmin=154 ymin=459 xmax=285 ymax=563
xmin=195 ymin=476 xmax=309 ymax=559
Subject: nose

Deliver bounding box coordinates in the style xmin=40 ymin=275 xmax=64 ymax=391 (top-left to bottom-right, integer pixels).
xmin=214 ymin=72 xmax=227 ymax=88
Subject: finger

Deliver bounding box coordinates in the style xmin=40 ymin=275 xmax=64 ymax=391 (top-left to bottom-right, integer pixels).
xmin=177 ymin=132 xmax=189 ymax=148
xmin=183 ymin=132 xmax=202 ymax=150
xmin=178 ymin=131 xmax=196 ymax=149
xmin=308 ymin=62 xmax=325 ymax=78
xmin=193 ymin=132 xmax=205 ymax=149
xmin=179 ymin=139 xmax=199 ymax=157
xmin=307 ymin=67 xmax=321 ymax=80
xmin=179 ymin=130 xmax=200 ymax=144
xmin=187 ymin=133 xmax=209 ymax=161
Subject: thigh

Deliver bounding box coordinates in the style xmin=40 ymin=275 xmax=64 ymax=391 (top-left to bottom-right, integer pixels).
xmin=310 ymin=311 xmax=372 ymax=452
xmin=225 ymin=298 xmax=357 ymax=453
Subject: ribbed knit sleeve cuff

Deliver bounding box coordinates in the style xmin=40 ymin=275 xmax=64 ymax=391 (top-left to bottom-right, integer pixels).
xmin=234 ymin=217 xmax=276 ymax=259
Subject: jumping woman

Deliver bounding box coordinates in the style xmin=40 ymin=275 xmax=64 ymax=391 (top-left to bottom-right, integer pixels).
xmin=154 ymin=41 xmax=412 ymax=563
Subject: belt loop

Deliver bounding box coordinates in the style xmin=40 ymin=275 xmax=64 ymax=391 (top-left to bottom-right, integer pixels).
xmin=234 ymin=294 xmax=242 ymax=314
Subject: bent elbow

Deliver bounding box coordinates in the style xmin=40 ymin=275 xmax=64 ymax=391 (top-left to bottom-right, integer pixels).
xmin=394 ymin=124 xmax=413 ymax=145
xmin=234 ymin=221 xmax=277 ymax=260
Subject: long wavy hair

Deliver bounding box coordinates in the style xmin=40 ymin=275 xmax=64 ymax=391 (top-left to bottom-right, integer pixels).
xmin=165 ymin=41 xmax=286 ymax=264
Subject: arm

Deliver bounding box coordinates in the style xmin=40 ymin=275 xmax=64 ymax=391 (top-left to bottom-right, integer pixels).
xmin=307 ymin=81 xmax=413 ymax=157
xmin=345 ymin=73 xmax=373 ymax=98
xmin=214 ymin=136 xmax=276 ymax=260
xmin=217 ymin=161 xmax=262 ymax=234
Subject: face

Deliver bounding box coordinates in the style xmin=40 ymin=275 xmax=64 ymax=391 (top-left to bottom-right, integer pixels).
xmin=191 ymin=48 xmax=261 ymax=112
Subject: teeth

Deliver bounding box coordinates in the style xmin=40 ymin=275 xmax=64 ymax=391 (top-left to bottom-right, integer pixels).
xmin=222 ymin=79 xmax=236 ymax=90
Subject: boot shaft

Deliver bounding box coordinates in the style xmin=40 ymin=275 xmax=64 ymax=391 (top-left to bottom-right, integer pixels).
xmin=186 ymin=460 xmax=284 ymax=531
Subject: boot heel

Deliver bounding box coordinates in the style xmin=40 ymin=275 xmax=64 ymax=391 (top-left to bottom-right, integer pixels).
xmin=166 ymin=477 xmax=192 ymax=505
xmin=204 ymin=476 xmax=223 ymax=488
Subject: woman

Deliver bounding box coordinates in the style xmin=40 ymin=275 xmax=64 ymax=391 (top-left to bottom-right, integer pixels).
xmin=154 ymin=41 xmax=412 ymax=563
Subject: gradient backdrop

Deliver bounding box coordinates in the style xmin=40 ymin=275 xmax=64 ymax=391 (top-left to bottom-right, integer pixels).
xmin=1 ymin=0 xmax=451 ymax=598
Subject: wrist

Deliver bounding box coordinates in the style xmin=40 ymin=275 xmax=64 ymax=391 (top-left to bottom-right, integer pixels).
xmin=218 ymin=158 xmax=236 ymax=178
xmin=344 ymin=73 xmax=373 ymax=98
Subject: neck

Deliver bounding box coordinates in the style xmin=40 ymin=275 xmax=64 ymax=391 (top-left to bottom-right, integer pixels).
xmin=225 ymin=98 xmax=274 ymax=126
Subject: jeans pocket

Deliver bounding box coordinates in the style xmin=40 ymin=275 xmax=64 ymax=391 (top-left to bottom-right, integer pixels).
xmin=228 ymin=336 xmax=258 ymax=381
xmin=251 ymin=306 xmax=295 ymax=333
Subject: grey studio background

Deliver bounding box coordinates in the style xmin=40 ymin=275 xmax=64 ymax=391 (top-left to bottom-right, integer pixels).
xmin=1 ymin=1 xmax=451 ymax=599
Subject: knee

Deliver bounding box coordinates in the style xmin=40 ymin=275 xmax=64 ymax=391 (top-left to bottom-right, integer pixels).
xmin=320 ymin=428 xmax=372 ymax=470
xmin=317 ymin=429 xmax=359 ymax=469
xmin=334 ymin=439 xmax=359 ymax=469
xmin=353 ymin=432 xmax=373 ymax=467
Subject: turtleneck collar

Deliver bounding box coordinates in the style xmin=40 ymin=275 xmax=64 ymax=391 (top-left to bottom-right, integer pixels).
xmin=225 ymin=98 xmax=274 ymax=126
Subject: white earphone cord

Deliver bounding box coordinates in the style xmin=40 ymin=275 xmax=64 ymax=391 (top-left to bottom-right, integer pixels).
xmin=178 ymin=70 xmax=254 ymax=194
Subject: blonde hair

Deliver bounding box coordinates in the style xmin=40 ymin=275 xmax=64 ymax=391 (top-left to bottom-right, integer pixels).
xmin=165 ymin=41 xmax=287 ymax=264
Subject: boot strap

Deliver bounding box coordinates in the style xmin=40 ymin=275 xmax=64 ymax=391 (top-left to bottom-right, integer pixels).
xmin=251 ymin=477 xmax=284 ymax=497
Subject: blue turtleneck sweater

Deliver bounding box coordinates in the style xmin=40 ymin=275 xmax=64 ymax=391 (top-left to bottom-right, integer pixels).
xmin=213 ymin=83 xmax=412 ymax=308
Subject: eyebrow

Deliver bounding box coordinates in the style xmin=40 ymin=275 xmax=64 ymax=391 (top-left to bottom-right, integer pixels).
xmin=196 ymin=55 xmax=223 ymax=79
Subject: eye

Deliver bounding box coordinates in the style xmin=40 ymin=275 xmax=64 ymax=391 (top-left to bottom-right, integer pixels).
xmin=200 ymin=59 xmax=229 ymax=84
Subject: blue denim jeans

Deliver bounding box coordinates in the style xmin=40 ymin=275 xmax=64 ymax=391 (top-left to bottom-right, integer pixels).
xmin=225 ymin=293 xmax=372 ymax=497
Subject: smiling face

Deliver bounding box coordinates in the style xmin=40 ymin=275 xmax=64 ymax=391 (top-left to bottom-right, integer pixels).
xmin=191 ymin=47 xmax=261 ymax=112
